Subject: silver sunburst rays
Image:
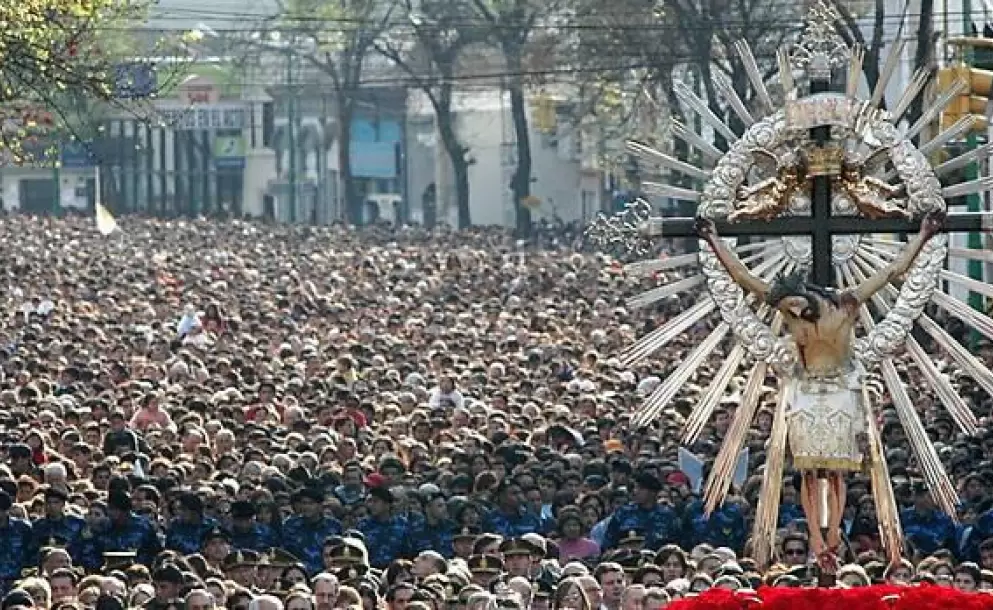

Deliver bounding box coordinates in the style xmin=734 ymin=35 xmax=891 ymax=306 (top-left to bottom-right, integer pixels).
xmin=586 ymin=0 xmax=993 ymax=567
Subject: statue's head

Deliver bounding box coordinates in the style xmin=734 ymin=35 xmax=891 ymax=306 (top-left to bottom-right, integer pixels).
xmin=765 ymin=269 xmax=839 ymax=322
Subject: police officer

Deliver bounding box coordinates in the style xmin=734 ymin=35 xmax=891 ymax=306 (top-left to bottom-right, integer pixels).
xmin=406 ymin=487 xmax=456 ymax=558
xmin=0 ymin=490 xmax=32 ymax=595
xmin=357 ymin=486 xmax=407 ymax=569
xmin=281 ymin=486 xmax=342 ymax=575
xmin=498 ymin=538 xmax=535 ymax=579
xmin=466 ymin=554 xmax=503 ymax=589
xmin=201 ymin=526 xmax=232 ymax=571
xmin=228 ymin=501 xmax=277 ymax=552
xmin=452 ymin=527 xmax=480 ymax=560
xmin=95 ymin=490 xmax=162 ymax=566
xmin=165 ymin=493 xmax=217 ymax=555
xmin=33 ymin=487 xmax=86 ymax=563
xmin=603 ymin=473 xmax=680 ymax=551
xmin=324 ymin=536 xmax=370 ymax=571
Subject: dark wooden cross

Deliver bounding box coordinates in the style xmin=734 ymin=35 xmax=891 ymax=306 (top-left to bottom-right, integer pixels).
xmin=650 ymin=76 xmax=992 ymax=287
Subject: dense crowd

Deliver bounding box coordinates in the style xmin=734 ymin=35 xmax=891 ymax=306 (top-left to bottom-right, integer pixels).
xmin=2 ymin=215 xmax=993 ymax=610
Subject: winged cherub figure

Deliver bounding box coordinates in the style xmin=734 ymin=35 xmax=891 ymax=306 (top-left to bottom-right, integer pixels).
xmin=834 ymin=150 xmax=911 ymax=220
xmin=729 ymin=149 xmax=810 ymax=222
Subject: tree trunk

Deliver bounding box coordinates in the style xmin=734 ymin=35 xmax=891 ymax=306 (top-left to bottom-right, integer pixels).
xmin=907 ymin=0 xmax=936 ymax=138
xmin=435 ymin=83 xmax=472 ymax=228
xmin=503 ymin=41 xmax=533 ymax=237
xmin=336 ymin=100 xmax=361 ymax=225
xmin=508 ymin=79 xmax=533 ymax=237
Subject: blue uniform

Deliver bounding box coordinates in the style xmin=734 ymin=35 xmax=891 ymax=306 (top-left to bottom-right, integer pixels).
xmin=357 ymin=515 xmax=408 ymax=568
xmin=229 ymin=523 xmax=278 ymax=552
xmin=73 ymin=524 xmax=103 ymax=571
xmin=33 ymin=514 xmax=87 ymax=550
xmin=95 ymin=514 xmax=163 ymax=566
xmin=901 ymin=508 xmax=956 ymax=556
xmin=0 ymin=518 xmax=33 ymax=591
xmin=281 ymin=515 xmax=342 ymax=575
xmin=603 ymin=502 xmax=680 ymax=551
xmin=683 ymin=500 xmax=747 ymax=550
xmin=164 ymin=517 xmax=218 ymax=555
xmin=483 ymin=508 xmax=544 ymax=538
xmin=406 ymin=516 xmax=456 ymax=558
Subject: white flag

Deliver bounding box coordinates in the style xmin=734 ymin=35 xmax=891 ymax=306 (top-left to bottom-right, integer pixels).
xmin=95 ymin=203 xmax=118 ymax=236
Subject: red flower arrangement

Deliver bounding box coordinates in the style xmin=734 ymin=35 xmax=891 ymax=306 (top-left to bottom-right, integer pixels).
xmin=668 ymin=585 xmax=993 ymax=610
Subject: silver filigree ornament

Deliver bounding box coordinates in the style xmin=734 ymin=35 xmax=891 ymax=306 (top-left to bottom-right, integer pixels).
xmin=584 ymin=200 xmax=656 ymax=258
xmin=790 ymin=0 xmax=849 ymax=81
xmin=697 ymin=100 xmax=947 ymax=371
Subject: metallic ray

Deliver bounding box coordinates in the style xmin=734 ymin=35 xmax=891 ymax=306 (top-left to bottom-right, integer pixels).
xmin=626 ymin=274 xmax=706 ymax=310
xmin=870 ymin=38 xmax=905 ymax=109
xmin=671 ymin=121 xmax=725 ymax=163
xmin=880 ymin=358 xmax=961 ymax=517
xmin=846 ymin=45 xmax=864 ymax=99
xmin=777 ymin=47 xmax=795 ymax=99
xmin=628 ymin=253 xmax=789 ymax=420
xmin=919 ymin=114 xmax=977 ymax=157
xmin=866 ymin=238 xmax=993 ymax=265
xmin=633 ymin=323 xmax=731 ymax=427
xmin=906 ymin=79 xmax=969 ymax=142
xmin=715 ymin=78 xmax=755 ymax=128
xmin=642 ymin=182 xmax=700 ymax=202
xmin=840 ymin=261 xmax=960 ymax=518
xmin=891 ymin=68 xmax=930 ymax=124
xmin=682 ymin=342 xmax=747 ymax=445
xmin=674 ymin=82 xmax=739 ymax=144
xmin=935 ymin=142 xmax=993 ymax=176
xmin=942 ymin=176 xmax=993 ymax=200
xmin=626 ymin=141 xmax=712 ymax=181
xmin=624 ymin=240 xmax=775 ymax=276
xmin=620 ymin=299 xmax=715 ymax=367
xmin=751 ymin=384 xmax=789 ymax=569
xmin=625 ymin=248 xmax=780 ymax=310
xmin=838 ymin=263 xmax=903 ymax=565
xmin=845 ymin=256 xmax=993 ymax=418
xmin=735 ymin=40 xmax=774 ymax=115
xmin=703 ymin=308 xmax=786 ymax=514
xmin=863 ymin=383 xmax=904 ymax=566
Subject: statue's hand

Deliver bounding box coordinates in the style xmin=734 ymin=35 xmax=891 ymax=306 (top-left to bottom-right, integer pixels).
xmin=921 ymin=211 xmax=946 ymax=238
xmin=694 ymin=217 xmax=717 ymax=241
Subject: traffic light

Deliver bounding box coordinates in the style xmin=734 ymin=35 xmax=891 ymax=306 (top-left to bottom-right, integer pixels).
xmin=532 ymin=94 xmax=557 ymax=134
xmin=937 ymin=62 xmax=993 ymax=133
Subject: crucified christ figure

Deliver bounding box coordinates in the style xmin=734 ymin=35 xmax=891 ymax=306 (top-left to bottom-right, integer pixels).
xmin=695 ymin=211 xmax=944 ymax=564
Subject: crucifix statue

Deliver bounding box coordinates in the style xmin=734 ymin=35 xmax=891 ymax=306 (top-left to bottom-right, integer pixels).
xmin=695 ymin=210 xmax=943 ymax=566
xmin=588 ymin=0 xmax=993 ymax=574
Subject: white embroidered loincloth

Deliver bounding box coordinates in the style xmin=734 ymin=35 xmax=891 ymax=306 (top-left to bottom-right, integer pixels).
xmin=784 ymin=365 xmax=865 ymax=471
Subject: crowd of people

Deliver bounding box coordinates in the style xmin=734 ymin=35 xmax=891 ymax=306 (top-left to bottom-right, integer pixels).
xmin=1 ymin=215 xmax=993 ymax=610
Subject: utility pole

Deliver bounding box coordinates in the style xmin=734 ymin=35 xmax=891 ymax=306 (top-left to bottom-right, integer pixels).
xmin=962 ymin=0 xmax=986 ymax=316
xmin=287 ymin=50 xmax=298 ymax=223
xmin=52 ymin=153 xmax=61 ymax=215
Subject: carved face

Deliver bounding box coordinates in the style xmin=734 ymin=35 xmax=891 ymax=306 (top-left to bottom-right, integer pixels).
xmin=778 ymin=295 xmax=821 ymax=322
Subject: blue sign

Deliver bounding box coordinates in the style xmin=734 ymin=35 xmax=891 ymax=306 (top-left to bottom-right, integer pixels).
xmin=350 ymin=141 xmax=398 ymax=179
xmin=113 ymin=63 xmax=157 ymax=99
xmin=60 ymin=141 xmax=96 ymax=168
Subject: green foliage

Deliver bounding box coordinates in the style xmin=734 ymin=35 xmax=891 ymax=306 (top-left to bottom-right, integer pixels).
xmin=0 ymin=0 xmax=193 ymax=165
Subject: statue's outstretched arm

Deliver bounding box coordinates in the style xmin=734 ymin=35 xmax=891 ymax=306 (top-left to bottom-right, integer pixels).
xmin=850 ymin=211 xmax=945 ymax=304
xmin=696 ymin=218 xmax=771 ymax=299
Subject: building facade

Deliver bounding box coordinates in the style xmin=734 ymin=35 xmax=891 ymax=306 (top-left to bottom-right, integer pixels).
xmin=405 ymin=88 xmax=606 ymax=228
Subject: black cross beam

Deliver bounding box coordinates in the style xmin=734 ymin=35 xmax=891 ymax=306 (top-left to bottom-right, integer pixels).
xmin=650 ymin=79 xmax=991 ymax=287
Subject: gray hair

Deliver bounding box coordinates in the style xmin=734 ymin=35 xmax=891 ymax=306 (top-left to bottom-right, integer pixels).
xmin=248 ymin=595 xmax=284 ymax=610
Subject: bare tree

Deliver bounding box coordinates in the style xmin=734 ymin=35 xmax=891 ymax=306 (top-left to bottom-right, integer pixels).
xmin=376 ymin=0 xmax=481 ymax=228
xmin=469 ymin=0 xmax=566 ymax=237
xmin=830 ymin=0 xmax=938 ymax=129
xmin=235 ymin=0 xmax=400 ymax=225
